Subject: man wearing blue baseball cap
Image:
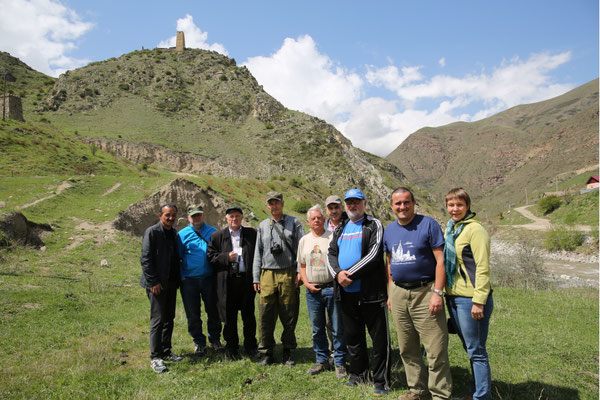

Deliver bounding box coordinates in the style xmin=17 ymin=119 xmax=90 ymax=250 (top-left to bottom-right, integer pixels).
xmin=327 ymin=189 xmax=391 ymax=396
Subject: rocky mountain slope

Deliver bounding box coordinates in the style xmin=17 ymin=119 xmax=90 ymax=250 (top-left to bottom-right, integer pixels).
xmin=386 ymin=79 xmax=599 ymax=213
xmin=1 ymin=49 xmax=422 ymax=219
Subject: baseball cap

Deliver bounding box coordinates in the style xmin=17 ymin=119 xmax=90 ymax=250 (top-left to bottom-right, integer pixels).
xmin=325 ymin=195 xmax=342 ymax=206
xmin=187 ymin=204 xmax=204 ymax=216
xmin=266 ymin=191 xmax=283 ymax=202
xmin=344 ymin=189 xmax=365 ymax=201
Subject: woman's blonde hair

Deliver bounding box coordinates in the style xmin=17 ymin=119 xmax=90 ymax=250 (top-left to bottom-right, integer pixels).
xmin=445 ymin=188 xmax=471 ymax=209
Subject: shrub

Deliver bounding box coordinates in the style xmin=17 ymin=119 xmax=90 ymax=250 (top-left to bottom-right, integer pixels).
xmin=264 ymin=122 xmax=274 ymax=129
xmin=537 ymin=195 xmax=561 ymax=215
xmin=118 ymin=83 xmax=130 ymax=91
xmin=292 ymin=199 xmax=312 ymax=214
xmin=543 ymin=226 xmax=585 ymax=251
xmin=492 ymin=239 xmax=552 ymax=290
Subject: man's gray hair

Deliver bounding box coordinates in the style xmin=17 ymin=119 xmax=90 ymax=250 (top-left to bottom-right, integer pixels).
xmin=306 ymin=204 xmax=324 ymax=220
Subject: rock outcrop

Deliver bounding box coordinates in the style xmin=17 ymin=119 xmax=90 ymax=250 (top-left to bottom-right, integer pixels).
xmin=0 ymin=212 xmax=53 ymax=248
xmin=113 ymin=178 xmax=230 ymax=236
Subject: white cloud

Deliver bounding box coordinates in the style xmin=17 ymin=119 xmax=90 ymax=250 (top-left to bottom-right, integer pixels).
xmin=0 ymin=0 xmax=93 ymax=76
xmin=343 ymin=52 xmax=574 ymax=156
xmin=439 ymin=57 xmax=446 ymax=67
xmin=157 ymin=14 xmax=228 ymax=56
xmin=243 ymin=35 xmax=363 ymax=124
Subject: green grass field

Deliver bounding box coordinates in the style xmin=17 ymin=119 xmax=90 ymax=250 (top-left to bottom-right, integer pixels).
xmin=1 ymin=175 xmax=598 ymax=399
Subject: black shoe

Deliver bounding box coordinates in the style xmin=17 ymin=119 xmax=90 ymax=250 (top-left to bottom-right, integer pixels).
xmin=258 ymin=354 xmax=275 ymax=366
xmin=225 ymin=348 xmax=241 ymax=360
xmin=246 ymin=348 xmax=261 ymax=360
xmin=282 ymin=349 xmax=295 ymax=367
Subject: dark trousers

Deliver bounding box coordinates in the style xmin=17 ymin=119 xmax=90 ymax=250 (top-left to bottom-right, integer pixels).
xmin=340 ymin=290 xmax=392 ymax=391
xmin=223 ymin=274 xmax=258 ymax=352
xmin=180 ymin=276 xmax=222 ymax=347
xmin=147 ymin=286 xmax=177 ymax=359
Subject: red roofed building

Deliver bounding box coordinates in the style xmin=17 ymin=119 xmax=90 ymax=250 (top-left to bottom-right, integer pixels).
xmin=586 ymin=175 xmax=599 ymax=190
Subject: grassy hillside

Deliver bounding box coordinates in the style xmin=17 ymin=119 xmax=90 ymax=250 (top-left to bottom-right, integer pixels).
xmin=0 ymin=119 xmax=140 ymax=177
xmin=0 ymin=49 xmax=425 ymax=219
xmin=0 ymin=51 xmax=56 ymax=120
xmin=386 ymin=79 xmax=599 ymax=214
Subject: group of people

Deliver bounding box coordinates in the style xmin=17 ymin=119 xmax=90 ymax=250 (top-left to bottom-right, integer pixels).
xmin=139 ymin=186 xmax=493 ymax=400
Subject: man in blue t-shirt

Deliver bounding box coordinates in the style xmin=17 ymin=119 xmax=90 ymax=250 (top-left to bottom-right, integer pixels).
xmin=383 ymin=187 xmax=452 ymax=400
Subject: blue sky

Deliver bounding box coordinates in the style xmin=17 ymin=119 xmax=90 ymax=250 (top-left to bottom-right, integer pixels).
xmin=1 ymin=0 xmax=597 ymax=156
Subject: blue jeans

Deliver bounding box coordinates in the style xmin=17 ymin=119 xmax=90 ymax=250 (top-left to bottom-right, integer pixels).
xmin=180 ymin=276 xmax=221 ymax=348
xmin=447 ymin=295 xmax=494 ymax=400
xmin=305 ymin=286 xmax=347 ymax=366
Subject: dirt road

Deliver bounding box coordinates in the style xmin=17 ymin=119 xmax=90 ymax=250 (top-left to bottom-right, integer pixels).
xmin=513 ymin=205 xmax=593 ymax=232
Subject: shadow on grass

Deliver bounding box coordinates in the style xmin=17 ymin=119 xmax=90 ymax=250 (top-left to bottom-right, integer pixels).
xmin=449 ymin=366 xmax=580 ymax=399
xmin=493 ymin=380 xmax=580 ymax=400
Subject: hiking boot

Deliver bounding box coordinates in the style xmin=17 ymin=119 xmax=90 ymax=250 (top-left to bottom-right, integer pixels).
xmin=210 ymin=341 xmax=225 ymax=352
xmin=282 ymin=349 xmax=295 ymax=367
xmin=225 ymin=348 xmax=241 ymax=360
xmin=258 ymin=354 xmax=275 ymax=366
xmin=150 ymin=358 xmax=168 ymax=373
xmin=194 ymin=345 xmax=205 ymax=356
xmin=335 ymin=365 xmax=348 ymax=379
xmin=163 ymin=351 xmax=183 ymax=362
xmin=373 ymin=387 xmax=388 ymax=397
xmin=307 ymin=362 xmax=330 ymax=375
xmin=246 ymin=348 xmax=261 ymax=360
xmin=398 ymin=391 xmax=432 ymax=400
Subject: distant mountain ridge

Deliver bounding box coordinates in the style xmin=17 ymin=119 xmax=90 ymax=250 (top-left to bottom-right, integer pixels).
xmin=386 ymin=79 xmax=599 ymax=213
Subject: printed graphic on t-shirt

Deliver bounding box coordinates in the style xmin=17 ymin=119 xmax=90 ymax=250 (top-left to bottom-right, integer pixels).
xmin=391 ymin=241 xmax=417 ymax=263
xmin=310 ymin=245 xmax=325 ymax=267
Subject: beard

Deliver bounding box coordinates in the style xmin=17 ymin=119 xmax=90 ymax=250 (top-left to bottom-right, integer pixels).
xmin=347 ymin=209 xmax=364 ymax=222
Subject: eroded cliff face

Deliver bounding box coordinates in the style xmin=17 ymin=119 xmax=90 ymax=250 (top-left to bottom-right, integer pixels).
xmin=113 ymin=178 xmax=230 ymax=236
xmin=83 ymin=136 xmax=404 ymax=220
xmin=83 ymin=137 xmax=238 ymax=177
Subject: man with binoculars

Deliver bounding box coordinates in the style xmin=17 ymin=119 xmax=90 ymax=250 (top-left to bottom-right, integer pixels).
xmin=252 ymin=192 xmax=305 ymax=366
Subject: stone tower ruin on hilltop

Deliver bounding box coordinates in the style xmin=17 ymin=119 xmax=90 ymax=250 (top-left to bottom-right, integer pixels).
xmin=2 ymin=94 xmax=24 ymax=121
xmin=176 ymin=31 xmax=185 ymax=52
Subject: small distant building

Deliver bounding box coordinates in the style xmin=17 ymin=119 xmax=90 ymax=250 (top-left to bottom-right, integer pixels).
xmin=2 ymin=94 xmax=24 ymax=121
xmin=175 ymin=31 xmax=185 ymax=52
xmin=585 ymin=175 xmax=599 ymax=190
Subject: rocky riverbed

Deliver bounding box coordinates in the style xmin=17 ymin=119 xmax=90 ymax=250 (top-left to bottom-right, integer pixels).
xmin=491 ymin=239 xmax=598 ymax=288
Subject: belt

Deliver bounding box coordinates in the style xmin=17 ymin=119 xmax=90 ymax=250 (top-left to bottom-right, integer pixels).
xmin=394 ymin=279 xmax=434 ymax=290
xmin=315 ymin=282 xmax=334 ymax=289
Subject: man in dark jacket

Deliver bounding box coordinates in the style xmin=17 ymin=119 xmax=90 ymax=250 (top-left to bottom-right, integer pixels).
xmin=327 ymin=189 xmax=391 ymax=396
xmin=140 ymin=203 xmax=183 ymax=373
xmin=207 ymin=206 xmax=259 ymax=360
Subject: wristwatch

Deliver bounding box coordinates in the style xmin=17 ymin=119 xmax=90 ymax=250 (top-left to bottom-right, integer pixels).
xmin=433 ymin=289 xmax=444 ymax=296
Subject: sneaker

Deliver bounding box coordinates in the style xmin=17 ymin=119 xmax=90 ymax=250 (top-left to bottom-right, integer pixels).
xmin=163 ymin=351 xmax=183 ymax=362
xmin=210 ymin=341 xmax=225 ymax=352
xmin=335 ymin=365 xmax=348 ymax=379
xmin=373 ymin=387 xmax=388 ymax=397
xmin=282 ymin=349 xmax=295 ymax=367
xmin=150 ymin=358 xmax=168 ymax=373
xmin=307 ymin=362 xmax=330 ymax=375
xmin=345 ymin=379 xmax=358 ymax=388
xmin=194 ymin=345 xmax=206 ymax=356
xmin=398 ymin=391 xmax=431 ymax=400
xmin=258 ymin=354 xmax=275 ymax=366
